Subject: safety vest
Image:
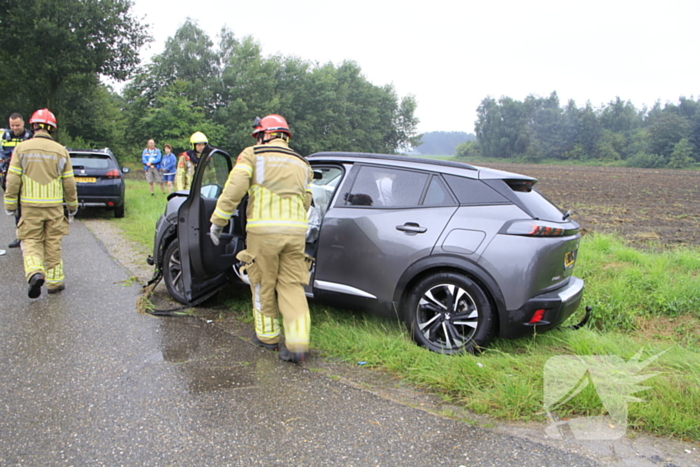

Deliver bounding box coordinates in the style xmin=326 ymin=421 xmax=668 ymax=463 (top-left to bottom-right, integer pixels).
xmin=1 ymin=128 xmax=33 ymax=159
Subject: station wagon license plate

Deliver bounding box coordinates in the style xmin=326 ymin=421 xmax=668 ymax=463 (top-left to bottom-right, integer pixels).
xmin=564 ymin=250 xmax=577 ymax=268
xmin=75 ymin=177 xmax=97 ymax=183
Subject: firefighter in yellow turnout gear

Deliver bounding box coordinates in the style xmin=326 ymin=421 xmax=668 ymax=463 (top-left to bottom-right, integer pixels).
xmin=175 ymin=132 xmax=208 ymax=191
xmin=209 ymin=115 xmax=313 ymax=362
xmin=3 ymin=109 xmax=78 ymax=298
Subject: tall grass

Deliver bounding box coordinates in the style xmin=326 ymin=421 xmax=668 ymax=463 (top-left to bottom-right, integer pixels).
xmin=577 ymin=233 xmax=700 ymax=335
xmin=115 ymin=179 xmax=170 ymax=250
xmin=111 ymin=182 xmax=700 ymax=440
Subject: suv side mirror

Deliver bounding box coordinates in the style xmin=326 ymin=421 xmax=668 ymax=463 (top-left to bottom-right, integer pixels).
xmin=122 ymin=167 xmax=130 ymax=174
xmin=313 ymin=170 xmax=323 ymax=180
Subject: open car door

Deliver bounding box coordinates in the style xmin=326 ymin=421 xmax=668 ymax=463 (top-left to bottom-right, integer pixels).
xmin=177 ymin=147 xmax=246 ymax=303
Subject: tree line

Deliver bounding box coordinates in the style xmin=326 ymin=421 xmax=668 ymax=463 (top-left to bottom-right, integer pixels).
xmin=457 ymin=92 xmax=700 ymax=169
xmin=0 ymin=1 xmax=420 ymax=161
xmin=2 ymin=1 xmax=698 ymax=169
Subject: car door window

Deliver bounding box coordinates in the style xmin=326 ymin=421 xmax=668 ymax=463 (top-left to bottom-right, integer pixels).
xmin=199 ymin=151 xmax=230 ymax=199
xmin=421 ymin=175 xmax=455 ymax=206
xmin=345 ymin=166 xmax=429 ymax=208
xmin=310 ymin=166 xmax=343 ymax=218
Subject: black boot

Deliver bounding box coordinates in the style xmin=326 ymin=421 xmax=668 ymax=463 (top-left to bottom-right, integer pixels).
xmin=28 ymin=273 xmax=45 ymax=299
xmin=8 ymin=239 xmax=20 ymax=248
xmin=279 ymin=347 xmax=308 ymax=363
xmin=48 ymin=284 xmax=66 ymax=294
xmin=252 ymin=334 xmax=279 ymax=351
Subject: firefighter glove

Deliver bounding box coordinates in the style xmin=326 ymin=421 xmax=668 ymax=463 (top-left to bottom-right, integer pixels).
xmin=5 ymin=210 xmax=16 ymax=216
xmin=210 ymin=223 xmax=223 ymax=246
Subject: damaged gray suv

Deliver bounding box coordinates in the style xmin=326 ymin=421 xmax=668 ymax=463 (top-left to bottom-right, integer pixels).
xmin=148 ymin=149 xmax=584 ymax=354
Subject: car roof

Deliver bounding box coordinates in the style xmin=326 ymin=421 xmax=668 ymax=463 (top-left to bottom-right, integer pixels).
xmin=307 ymin=151 xmax=535 ymax=181
xmin=66 ymin=148 xmax=115 ymax=157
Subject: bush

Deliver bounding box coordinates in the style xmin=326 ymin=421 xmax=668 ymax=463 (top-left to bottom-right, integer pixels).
xmin=626 ymin=152 xmax=667 ymax=168
xmin=454 ymin=140 xmax=481 ymax=160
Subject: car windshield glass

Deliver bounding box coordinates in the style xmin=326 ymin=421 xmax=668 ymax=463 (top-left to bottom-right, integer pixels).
xmin=70 ymin=155 xmax=114 ymax=170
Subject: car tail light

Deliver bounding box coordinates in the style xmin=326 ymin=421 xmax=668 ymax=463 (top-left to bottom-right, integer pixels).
xmin=105 ymin=169 xmax=120 ymax=179
xmin=501 ymin=220 xmax=579 ymax=237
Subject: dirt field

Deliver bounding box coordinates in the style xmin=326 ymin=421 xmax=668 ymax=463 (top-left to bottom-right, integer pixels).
xmin=478 ymin=162 xmax=700 ymax=248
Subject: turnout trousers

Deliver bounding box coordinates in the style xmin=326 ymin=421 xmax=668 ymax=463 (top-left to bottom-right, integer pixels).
xmin=243 ymin=233 xmax=310 ymax=353
xmin=17 ymin=205 xmax=68 ymax=289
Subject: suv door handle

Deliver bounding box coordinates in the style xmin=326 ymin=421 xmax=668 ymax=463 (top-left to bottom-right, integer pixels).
xmin=396 ymin=223 xmax=427 ymax=234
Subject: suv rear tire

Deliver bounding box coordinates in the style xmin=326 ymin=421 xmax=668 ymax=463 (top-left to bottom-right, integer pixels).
xmin=163 ymin=241 xmax=188 ymax=304
xmin=405 ymin=272 xmax=494 ymax=354
xmin=114 ymin=203 xmax=125 ymax=218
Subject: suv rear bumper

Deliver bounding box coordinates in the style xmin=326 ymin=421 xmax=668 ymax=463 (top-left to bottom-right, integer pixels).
xmin=77 ymin=195 xmax=124 ymax=207
xmin=499 ymin=277 xmax=584 ymax=338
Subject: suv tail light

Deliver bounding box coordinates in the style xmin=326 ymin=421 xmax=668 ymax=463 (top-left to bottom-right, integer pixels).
xmin=501 ymin=220 xmax=579 ymax=237
xmin=105 ymin=169 xmax=120 ymax=179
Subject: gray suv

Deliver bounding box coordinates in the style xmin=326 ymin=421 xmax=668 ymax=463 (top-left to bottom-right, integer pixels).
xmin=148 ymin=149 xmax=584 ymax=354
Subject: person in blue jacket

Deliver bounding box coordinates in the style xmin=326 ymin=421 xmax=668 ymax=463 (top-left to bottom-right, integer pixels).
xmin=160 ymin=143 xmax=177 ymax=193
xmin=141 ymin=139 xmax=164 ymax=195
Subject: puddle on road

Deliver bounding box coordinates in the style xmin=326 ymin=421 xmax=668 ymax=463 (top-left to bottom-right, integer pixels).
xmin=154 ymin=317 xmax=258 ymax=394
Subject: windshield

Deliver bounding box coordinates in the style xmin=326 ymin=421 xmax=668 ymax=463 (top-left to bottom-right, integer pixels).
xmin=70 ymin=155 xmax=115 ymax=170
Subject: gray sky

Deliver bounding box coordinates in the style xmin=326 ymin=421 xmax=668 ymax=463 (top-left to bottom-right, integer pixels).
xmin=131 ymin=0 xmax=700 ymax=133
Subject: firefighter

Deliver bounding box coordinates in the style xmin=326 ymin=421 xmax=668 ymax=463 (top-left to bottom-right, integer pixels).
xmin=209 ymin=115 xmax=313 ymax=363
xmin=2 ymin=112 xmax=33 ymax=248
xmin=3 ymin=109 xmax=78 ymax=298
xmin=175 ymin=131 xmax=209 ymax=191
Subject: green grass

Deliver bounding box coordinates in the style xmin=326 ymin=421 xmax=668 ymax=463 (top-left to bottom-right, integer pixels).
xmin=111 ymin=183 xmax=700 ymax=441
xmin=115 ymin=179 xmax=170 ymax=250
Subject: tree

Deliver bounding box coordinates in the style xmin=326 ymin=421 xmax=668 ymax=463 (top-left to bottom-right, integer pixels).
xmin=525 ymin=92 xmax=563 ymax=160
xmin=475 ymin=97 xmax=530 ymax=159
xmin=123 ymin=25 xmax=419 ymax=156
xmin=138 ymin=81 xmax=225 ymax=154
xmin=648 ymin=113 xmax=690 ymax=158
xmin=599 ymin=97 xmax=643 ymax=134
xmin=667 ymin=138 xmax=694 ymax=169
xmin=454 ymin=141 xmax=481 ymax=159
xmin=689 ymin=114 xmax=700 ymax=161
xmin=414 ymin=132 xmax=475 ymax=156
xmin=0 ymin=0 xmax=150 ymax=113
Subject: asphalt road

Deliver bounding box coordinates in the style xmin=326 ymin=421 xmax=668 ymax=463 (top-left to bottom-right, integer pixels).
xmin=0 ymin=213 xmax=604 ymax=466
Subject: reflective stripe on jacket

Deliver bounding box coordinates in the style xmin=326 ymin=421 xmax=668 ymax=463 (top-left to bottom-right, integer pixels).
xmin=3 ymin=133 xmax=77 ymax=210
xmin=1 ymin=129 xmax=32 ymax=160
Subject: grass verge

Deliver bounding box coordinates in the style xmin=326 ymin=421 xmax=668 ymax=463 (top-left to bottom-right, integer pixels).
xmin=113 ymin=180 xmax=700 ymax=441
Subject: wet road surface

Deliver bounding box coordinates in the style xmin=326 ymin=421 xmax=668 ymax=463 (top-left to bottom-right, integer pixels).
xmin=0 ymin=215 xmax=605 ymax=466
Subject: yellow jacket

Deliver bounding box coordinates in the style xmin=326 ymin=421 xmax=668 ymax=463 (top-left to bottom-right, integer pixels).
xmin=4 ymin=132 xmax=77 ymax=210
xmin=175 ymin=152 xmax=194 ymax=191
xmin=211 ymin=139 xmax=312 ymax=235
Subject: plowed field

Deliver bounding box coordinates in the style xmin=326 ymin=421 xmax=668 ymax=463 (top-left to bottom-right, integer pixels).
xmin=478 ymin=162 xmax=700 ymax=248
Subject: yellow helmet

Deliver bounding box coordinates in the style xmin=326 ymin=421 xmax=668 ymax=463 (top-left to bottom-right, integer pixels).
xmin=190 ymin=131 xmax=208 ymax=149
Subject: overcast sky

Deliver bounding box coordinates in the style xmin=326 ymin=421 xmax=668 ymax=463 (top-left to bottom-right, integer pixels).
xmin=130 ymin=0 xmax=700 ymax=134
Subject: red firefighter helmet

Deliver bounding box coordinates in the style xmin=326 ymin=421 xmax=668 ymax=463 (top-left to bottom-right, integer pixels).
xmin=30 ymin=108 xmax=58 ymax=131
xmin=251 ymin=114 xmax=291 ymax=138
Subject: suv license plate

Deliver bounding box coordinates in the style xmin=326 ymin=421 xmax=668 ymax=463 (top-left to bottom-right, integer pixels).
xmin=75 ymin=177 xmax=97 ymax=183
